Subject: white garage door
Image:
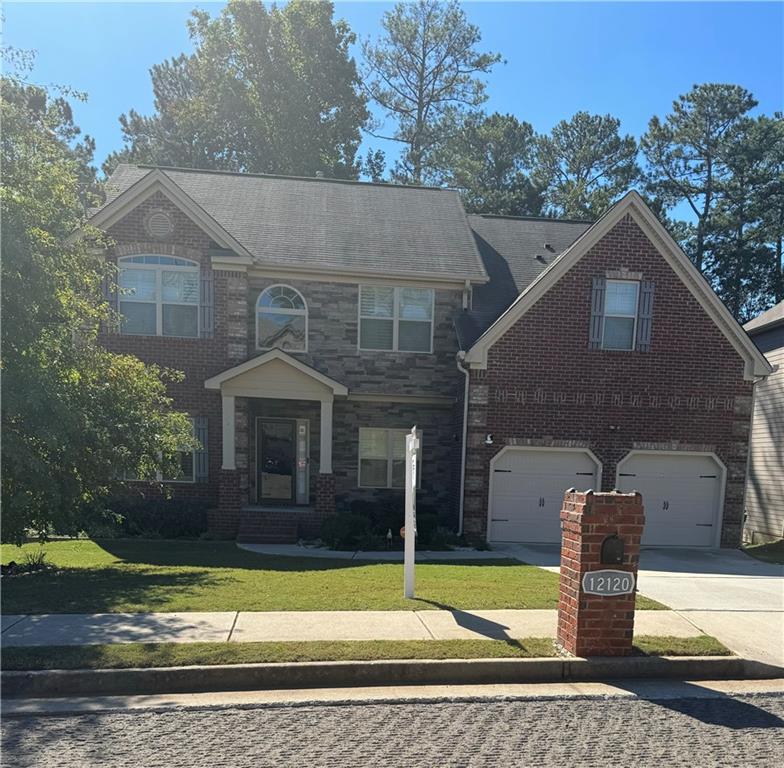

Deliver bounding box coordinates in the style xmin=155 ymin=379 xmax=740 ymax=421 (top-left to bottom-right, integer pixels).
xmin=488 ymin=449 xmax=599 ymax=543
xmin=616 ymin=453 xmax=723 ymax=547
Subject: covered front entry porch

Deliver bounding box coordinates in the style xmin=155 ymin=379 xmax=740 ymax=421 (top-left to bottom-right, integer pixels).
xmin=205 ymin=349 xmax=348 ymax=542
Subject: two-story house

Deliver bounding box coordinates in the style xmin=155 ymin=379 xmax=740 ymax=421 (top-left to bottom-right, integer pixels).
xmin=88 ymin=164 xmax=771 ymax=548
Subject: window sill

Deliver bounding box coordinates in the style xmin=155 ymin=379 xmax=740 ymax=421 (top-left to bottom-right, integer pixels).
xmin=119 ymin=333 xmax=201 ymax=341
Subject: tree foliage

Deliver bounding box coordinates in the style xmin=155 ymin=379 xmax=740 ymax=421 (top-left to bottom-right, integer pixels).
xmin=703 ymin=116 xmax=782 ymax=320
xmin=432 ymin=112 xmax=543 ymax=215
xmin=641 ymin=83 xmax=757 ymax=272
xmin=362 ymin=0 xmax=500 ymax=184
xmin=1 ymin=61 xmax=194 ymax=544
xmin=104 ymin=0 xmax=369 ymax=178
xmin=534 ymin=112 xmax=640 ymax=219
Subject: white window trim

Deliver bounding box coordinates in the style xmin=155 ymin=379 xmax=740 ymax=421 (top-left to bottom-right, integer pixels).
xmin=358 ymin=286 xmax=434 ymax=354
xmin=118 ymin=256 xmax=200 ymax=338
xmin=125 ymin=418 xmax=196 ymax=484
xmin=357 ymin=427 xmax=422 ymax=489
xmin=256 ymin=284 xmax=308 ymax=353
xmin=601 ymin=279 xmax=640 ymax=351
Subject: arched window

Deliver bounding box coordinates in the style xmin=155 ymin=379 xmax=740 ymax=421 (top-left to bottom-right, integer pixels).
xmin=118 ymin=255 xmax=200 ymax=338
xmin=256 ymin=285 xmax=307 ymax=352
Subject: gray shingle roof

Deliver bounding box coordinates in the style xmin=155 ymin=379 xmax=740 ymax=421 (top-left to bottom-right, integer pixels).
xmin=455 ymin=214 xmax=591 ymax=348
xmin=744 ymin=300 xmax=784 ymax=334
xmin=100 ymin=165 xmax=487 ymax=282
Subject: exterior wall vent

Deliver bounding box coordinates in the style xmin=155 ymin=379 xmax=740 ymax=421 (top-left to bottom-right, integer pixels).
xmin=146 ymin=211 xmax=174 ymax=239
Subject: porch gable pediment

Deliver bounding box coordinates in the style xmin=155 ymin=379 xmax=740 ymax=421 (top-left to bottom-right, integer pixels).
xmin=204 ymin=350 xmax=348 ymax=401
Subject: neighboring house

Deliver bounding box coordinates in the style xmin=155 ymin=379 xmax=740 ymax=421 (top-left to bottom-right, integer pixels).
xmin=743 ymin=301 xmax=784 ymax=543
xmin=87 ymin=165 xmax=771 ymax=547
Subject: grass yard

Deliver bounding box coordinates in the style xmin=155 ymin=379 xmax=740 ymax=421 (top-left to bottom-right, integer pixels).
xmin=0 ymin=635 xmax=729 ymax=671
xmin=1 ymin=539 xmax=666 ymax=613
xmin=742 ymin=539 xmax=784 ymax=565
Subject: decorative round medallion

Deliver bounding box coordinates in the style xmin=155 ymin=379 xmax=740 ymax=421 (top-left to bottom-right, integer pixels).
xmin=145 ymin=211 xmax=174 ymax=239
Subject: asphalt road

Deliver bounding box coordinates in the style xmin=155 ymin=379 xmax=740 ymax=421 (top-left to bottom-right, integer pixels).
xmin=3 ymin=691 xmax=784 ymax=767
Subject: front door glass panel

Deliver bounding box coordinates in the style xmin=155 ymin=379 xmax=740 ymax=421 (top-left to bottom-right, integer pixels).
xmin=259 ymin=420 xmax=295 ymax=501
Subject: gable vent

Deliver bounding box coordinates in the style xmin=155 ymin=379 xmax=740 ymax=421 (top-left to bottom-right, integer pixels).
xmin=146 ymin=211 xmax=173 ymax=239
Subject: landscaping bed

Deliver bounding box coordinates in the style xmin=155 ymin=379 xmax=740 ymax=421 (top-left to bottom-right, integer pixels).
xmin=1 ymin=539 xmax=666 ymax=613
xmin=742 ymin=539 xmax=784 ymax=565
xmin=0 ymin=635 xmax=730 ymax=671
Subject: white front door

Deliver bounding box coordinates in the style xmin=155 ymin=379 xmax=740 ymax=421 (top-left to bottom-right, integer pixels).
xmin=616 ymin=453 xmax=722 ymax=547
xmin=488 ymin=449 xmax=600 ymax=543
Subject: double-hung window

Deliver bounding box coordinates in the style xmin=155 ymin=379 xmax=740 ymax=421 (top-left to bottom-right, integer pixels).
xmin=602 ymin=280 xmax=639 ymax=351
xmin=358 ymin=428 xmax=421 ymax=489
xmin=359 ymin=286 xmax=434 ymax=352
xmin=118 ymin=255 xmax=199 ymax=338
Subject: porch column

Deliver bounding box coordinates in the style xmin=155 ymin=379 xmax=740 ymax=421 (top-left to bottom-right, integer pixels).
xmin=317 ymin=396 xmax=336 ymax=521
xmin=221 ymin=394 xmax=236 ymax=470
xmin=319 ymin=396 xmax=333 ymax=474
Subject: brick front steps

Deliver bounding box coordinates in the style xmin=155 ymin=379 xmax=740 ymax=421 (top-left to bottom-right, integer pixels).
xmin=237 ymin=507 xmax=300 ymax=544
xmin=237 ymin=505 xmax=336 ymax=544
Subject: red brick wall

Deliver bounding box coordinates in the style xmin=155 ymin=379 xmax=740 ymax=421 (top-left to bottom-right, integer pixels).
xmin=100 ymin=192 xmax=248 ymax=519
xmin=557 ymin=491 xmax=644 ymax=657
xmin=463 ymin=213 xmax=753 ymax=546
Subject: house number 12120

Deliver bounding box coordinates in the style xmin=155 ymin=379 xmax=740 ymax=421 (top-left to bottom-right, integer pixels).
xmin=581 ymin=570 xmax=635 ymax=596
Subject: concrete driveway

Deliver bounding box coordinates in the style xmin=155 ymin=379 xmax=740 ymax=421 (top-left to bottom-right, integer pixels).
xmin=495 ymin=543 xmax=784 ymax=668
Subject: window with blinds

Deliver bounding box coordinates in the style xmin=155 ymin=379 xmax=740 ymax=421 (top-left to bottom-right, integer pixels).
xmin=359 ymin=286 xmax=434 ymax=352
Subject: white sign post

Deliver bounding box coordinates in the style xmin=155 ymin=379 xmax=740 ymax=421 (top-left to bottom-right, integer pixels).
xmin=404 ymin=426 xmax=419 ymax=599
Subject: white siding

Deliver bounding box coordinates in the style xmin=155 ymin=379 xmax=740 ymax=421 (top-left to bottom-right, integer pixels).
xmin=746 ymin=346 xmax=784 ymax=538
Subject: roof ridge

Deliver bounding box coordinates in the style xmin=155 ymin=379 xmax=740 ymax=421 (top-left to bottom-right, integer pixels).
xmin=136 ymin=164 xmax=453 ymax=192
xmin=469 ymin=213 xmax=594 ymax=225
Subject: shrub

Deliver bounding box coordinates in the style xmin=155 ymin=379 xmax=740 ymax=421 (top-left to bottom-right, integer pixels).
xmin=99 ymin=497 xmax=211 ymax=539
xmin=320 ymin=513 xmax=372 ymax=550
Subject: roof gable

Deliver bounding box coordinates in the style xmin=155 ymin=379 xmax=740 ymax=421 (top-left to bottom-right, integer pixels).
xmin=204 ymin=349 xmax=348 ymax=399
xmin=464 ymin=191 xmax=773 ymax=381
xmin=84 ymin=169 xmax=254 ymax=263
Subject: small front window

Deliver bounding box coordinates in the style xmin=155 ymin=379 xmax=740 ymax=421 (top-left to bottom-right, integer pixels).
xmin=602 ymin=280 xmax=639 ymax=351
xmin=358 ymin=428 xmax=421 ymax=489
xmin=359 ymin=286 xmax=434 ymax=352
xmin=118 ymin=255 xmax=199 ymax=338
xmin=256 ymin=285 xmax=307 ymax=352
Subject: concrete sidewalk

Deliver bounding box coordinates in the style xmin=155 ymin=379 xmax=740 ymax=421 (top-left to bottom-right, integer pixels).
xmin=1 ymin=609 xmax=703 ymax=647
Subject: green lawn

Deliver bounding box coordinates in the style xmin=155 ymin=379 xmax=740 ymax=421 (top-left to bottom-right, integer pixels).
xmin=0 ymin=539 xmax=665 ymax=613
xmin=743 ymin=539 xmax=784 ymax=565
xmin=0 ymin=635 xmax=729 ymax=671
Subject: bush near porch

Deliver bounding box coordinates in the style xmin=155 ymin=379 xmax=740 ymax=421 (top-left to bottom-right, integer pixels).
xmin=0 ymin=540 xmax=665 ymax=614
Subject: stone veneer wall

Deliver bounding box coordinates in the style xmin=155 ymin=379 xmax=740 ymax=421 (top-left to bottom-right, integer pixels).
xmin=332 ymin=399 xmax=459 ymax=525
xmin=247 ymin=277 xmax=465 ymax=399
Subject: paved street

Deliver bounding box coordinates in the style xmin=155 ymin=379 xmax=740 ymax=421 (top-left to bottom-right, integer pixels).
xmin=4 ymin=690 xmax=783 ymax=767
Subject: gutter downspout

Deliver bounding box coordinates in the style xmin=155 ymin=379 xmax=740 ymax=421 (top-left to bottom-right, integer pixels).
xmin=456 ymin=351 xmax=470 ymax=536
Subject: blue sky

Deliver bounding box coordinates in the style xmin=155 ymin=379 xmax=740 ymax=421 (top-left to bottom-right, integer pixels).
xmin=4 ymin=1 xmax=783 ymax=173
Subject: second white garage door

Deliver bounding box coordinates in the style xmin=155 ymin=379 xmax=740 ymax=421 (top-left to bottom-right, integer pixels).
xmin=488 ymin=448 xmax=600 ymax=543
xmin=616 ymin=452 xmax=723 ymax=547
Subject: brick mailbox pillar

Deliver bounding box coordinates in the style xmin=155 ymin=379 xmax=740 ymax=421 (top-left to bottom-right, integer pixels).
xmin=557 ymin=490 xmax=645 ymax=657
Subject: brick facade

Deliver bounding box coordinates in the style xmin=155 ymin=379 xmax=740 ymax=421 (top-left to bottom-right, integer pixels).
xmin=100 ymin=188 xmax=754 ymax=548
xmin=101 ymin=193 xmax=250 ymax=524
xmin=557 ymin=491 xmax=644 ymax=657
xmin=100 ymin=190 xmax=464 ymax=541
xmin=462 ymin=214 xmax=753 ymax=547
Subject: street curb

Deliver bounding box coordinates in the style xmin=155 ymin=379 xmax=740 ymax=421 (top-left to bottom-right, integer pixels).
xmin=3 ymin=656 xmax=782 ymax=699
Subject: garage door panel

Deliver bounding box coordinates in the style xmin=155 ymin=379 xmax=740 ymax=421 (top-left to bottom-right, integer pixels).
xmin=617 ymin=453 xmax=722 ymax=547
xmin=489 ymin=449 xmax=599 ymax=543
